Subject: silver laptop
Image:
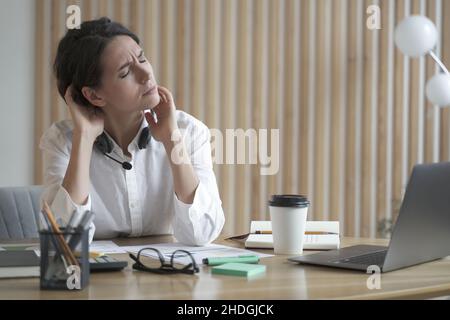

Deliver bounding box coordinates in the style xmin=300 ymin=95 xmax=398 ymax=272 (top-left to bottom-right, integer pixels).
xmin=289 ymin=162 xmax=450 ymax=273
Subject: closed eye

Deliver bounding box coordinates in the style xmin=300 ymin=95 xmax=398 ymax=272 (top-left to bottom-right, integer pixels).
xmin=138 ymin=50 xmax=146 ymax=63
xmin=120 ymin=70 xmax=130 ymax=78
xmin=119 ymin=53 xmax=147 ymax=78
xmin=138 ymin=54 xmax=147 ymax=63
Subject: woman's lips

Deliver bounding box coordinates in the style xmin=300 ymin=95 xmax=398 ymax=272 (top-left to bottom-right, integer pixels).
xmin=143 ymin=86 xmax=157 ymax=96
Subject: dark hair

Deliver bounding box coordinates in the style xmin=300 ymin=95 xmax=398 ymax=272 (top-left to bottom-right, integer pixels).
xmin=53 ymin=17 xmax=140 ymax=110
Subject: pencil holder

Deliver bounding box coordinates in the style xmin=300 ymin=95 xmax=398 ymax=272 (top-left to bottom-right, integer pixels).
xmin=39 ymin=227 xmax=89 ymax=290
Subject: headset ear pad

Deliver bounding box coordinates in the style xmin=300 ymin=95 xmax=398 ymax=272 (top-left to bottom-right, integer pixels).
xmin=138 ymin=127 xmax=151 ymax=150
xmin=94 ymin=132 xmax=113 ymax=154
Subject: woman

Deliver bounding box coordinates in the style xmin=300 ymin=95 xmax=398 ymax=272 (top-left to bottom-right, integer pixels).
xmin=40 ymin=17 xmax=225 ymax=245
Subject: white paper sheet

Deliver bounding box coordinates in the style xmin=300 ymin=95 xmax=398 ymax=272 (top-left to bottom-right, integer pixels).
xmin=90 ymin=241 xmax=127 ymax=254
xmin=120 ymin=242 xmax=273 ymax=265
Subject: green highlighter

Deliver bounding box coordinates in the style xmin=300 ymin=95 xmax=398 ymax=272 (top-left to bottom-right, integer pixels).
xmin=211 ymin=263 xmax=266 ymax=277
xmin=202 ymin=255 xmax=260 ymax=266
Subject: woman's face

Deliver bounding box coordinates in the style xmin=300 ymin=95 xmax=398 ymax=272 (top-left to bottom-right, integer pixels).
xmin=95 ymin=35 xmax=160 ymax=114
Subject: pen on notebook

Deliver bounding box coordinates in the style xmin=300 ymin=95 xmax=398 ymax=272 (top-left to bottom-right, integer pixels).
xmin=254 ymin=231 xmax=338 ymax=235
xmin=202 ymin=255 xmax=260 ymax=266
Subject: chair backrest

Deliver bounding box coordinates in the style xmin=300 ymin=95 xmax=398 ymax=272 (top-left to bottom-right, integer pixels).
xmin=0 ymin=185 xmax=43 ymax=240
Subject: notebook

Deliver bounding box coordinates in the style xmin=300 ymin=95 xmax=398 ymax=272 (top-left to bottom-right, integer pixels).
xmin=244 ymin=221 xmax=340 ymax=250
xmin=211 ymin=262 xmax=266 ymax=277
xmin=0 ymin=250 xmax=40 ymax=279
xmin=0 ymin=250 xmax=128 ymax=279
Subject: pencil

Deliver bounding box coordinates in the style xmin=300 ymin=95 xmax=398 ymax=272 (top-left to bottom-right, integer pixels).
xmin=255 ymin=230 xmax=338 ymax=235
xmin=255 ymin=230 xmax=272 ymax=234
xmin=304 ymin=232 xmax=338 ymax=235
xmin=43 ymin=202 xmax=79 ymax=267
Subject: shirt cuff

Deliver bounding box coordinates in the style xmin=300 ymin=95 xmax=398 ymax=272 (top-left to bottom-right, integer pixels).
xmin=51 ymin=186 xmax=91 ymax=220
xmin=173 ymin=182 xmax=222 ymax=245
xmin=50 ymin=186 xmax=95 ymax=243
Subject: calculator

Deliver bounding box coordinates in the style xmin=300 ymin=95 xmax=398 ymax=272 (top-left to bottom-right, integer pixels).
xmin=89 ymin=255 xmax=128 ymax=272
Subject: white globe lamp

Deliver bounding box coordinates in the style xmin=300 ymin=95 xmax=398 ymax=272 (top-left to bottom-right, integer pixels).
xmin=394 ymin=15 xmax=438 ymax=57
xmin=426 ymin=73 xmax=450 ymax=107
xmin=395 ymin=15 xmax=450 ymax=108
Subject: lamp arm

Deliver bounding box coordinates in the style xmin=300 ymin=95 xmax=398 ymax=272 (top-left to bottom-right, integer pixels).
xmin=428 ymin=51 xmax=450 ymax=75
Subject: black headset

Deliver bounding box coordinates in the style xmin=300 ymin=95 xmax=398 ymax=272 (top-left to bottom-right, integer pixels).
xmin=94 ymin=127 xmax=150 ymax=170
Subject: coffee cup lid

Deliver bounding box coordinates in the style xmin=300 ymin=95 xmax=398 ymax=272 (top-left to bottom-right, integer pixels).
xmin=268 ymin=194 xmax=309 ymax=208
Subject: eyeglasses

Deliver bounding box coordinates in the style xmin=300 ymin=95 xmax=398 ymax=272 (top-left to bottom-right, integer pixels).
xmin=129 ymin=248 xmax=199 ymax=275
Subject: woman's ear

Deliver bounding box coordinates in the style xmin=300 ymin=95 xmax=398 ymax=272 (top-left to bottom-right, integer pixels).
xmin=81 ymin=86 xmax=106 ymax=108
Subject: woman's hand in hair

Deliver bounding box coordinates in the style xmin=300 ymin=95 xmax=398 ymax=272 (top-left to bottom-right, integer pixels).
xmin=145 ymin=86 xmax=179 ymax=145
xmin=65 ymin=86 xmax=105 ymax=143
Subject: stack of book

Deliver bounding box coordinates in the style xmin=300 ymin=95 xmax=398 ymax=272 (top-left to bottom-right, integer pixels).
xmin=228 ymin=221 xmax=340 ymax=250
xmin=0 ymin=250 xmax=40 ymax=279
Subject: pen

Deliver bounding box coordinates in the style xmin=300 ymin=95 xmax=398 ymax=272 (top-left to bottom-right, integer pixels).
xmin=202 ymin=255 xmax=260 ymax=266
xmin=255 ymin=231 xmax=338 ymax=235
xmin=43 ymin=202 xmax=79 ymax=267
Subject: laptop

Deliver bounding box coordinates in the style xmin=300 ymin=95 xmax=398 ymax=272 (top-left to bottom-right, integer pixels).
xmin=289 ymin=162 xmax=450 ymax=273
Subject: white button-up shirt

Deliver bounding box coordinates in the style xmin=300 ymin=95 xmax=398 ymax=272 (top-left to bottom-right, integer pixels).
xmin=39 ymin=110 xmax=225 ymax=246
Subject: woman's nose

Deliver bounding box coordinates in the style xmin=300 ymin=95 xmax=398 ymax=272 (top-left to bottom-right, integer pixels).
xmin=137 ymin=69 xmax=151 ymax=84
xmin=135 ymin=64 xmax=152 ymax=83
xmin=140 ymin=73 xmax=151 ymax=84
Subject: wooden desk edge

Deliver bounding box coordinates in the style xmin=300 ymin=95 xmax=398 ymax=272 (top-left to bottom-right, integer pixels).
xmin=2 ymin=236 xmax=450 ymax=300
xmin=337 ymin=283 xmax=450 ymax=300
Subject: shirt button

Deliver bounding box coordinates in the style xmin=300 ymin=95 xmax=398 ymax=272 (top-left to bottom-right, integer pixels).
xmin=130 ymin=203 xmax=135 ymax=209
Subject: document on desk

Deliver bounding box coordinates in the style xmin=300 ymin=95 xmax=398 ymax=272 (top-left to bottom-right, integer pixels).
xmin=90 ymin=241 xmax=127 ymax=254
xmin=120 ymin=243 xmax=273 ymax=265
xmin=0 ymin=243 xmax=41 ymax=257
xmin=0 ymin=243 xmax=39 ymax=251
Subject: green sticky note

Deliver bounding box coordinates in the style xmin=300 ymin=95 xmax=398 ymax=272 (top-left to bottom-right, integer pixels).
xmin=211 ymin=263 xmax=266 ymax=277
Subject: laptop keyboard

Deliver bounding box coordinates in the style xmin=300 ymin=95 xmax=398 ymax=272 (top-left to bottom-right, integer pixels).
xmin=336 ymin=250 xmax=387 ymax=266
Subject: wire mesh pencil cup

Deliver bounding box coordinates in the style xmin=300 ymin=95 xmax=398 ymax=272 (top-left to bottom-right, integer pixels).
xmin=39 ymin=227 xmax=89 ymax=290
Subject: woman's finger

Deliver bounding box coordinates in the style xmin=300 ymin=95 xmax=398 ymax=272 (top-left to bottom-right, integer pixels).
xmin=159 ymin=93 xmax=167 ymax=105
xmin=145 ymin=110 xmax=156 ymax=127
xmin=158 ymin=86 xmax=173 ymax=103
xmin=158 ymin=86 xmax=168 ymax=104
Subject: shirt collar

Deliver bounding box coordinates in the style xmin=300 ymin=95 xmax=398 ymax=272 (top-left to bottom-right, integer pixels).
xmin=103 ymin=114 xmax=151 ymax=155
xmin=130 ymin=116 xmax=151 ymax=150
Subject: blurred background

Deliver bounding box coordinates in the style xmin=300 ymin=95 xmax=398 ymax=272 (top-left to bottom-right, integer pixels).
xmin=1 ymin=0 xmax=450 ymax=238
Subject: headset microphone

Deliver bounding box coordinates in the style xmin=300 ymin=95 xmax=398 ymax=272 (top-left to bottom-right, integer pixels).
xmin=103 ymin=153 xmax=133 ymax=170
xmin=94 ymin=128 xmax=150 ymax=170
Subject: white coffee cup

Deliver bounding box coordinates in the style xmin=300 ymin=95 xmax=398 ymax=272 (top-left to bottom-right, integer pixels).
xmin=268 ymin=195 xmax=309 ymax=255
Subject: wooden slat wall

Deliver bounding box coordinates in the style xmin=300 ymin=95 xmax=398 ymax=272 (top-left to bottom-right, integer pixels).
xmin=34 ymin=0 xmax=450 ymax=237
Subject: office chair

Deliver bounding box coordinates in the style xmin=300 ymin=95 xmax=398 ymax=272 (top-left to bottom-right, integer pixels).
xmin=0 ymin=185 xmax=43 ymax=239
